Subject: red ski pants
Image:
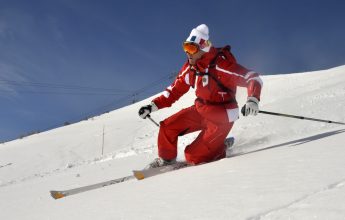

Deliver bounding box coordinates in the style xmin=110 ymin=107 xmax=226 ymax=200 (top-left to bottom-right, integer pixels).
xmin=158 ymin=105 xmax=233 ymax=165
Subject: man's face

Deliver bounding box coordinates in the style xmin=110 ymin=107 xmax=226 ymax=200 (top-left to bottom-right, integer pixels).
xmin=186 ymin=49 xmax=205 ymax=65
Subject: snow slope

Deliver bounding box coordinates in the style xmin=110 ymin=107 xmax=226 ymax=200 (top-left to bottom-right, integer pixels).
xmin=0 ymin=65 xmax=345 ymax=219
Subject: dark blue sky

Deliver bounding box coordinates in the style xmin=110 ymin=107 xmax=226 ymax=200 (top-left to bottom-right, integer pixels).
xmin=1 ymin=0 xmax=344 ymax=142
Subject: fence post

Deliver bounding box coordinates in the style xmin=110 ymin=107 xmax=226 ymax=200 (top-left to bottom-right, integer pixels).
xmin=101 ymin=125 xmax=105 ymax=156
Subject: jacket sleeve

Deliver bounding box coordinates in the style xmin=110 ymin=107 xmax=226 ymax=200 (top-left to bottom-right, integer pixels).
xmin=218 ymin=61 xmax=263 ymax=100
xmin=152 ymin=63 xmax=191 ymax=109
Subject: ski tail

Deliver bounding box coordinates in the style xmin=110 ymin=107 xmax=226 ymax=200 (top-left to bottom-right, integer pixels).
xmin=50 ymin=191 xmax=67 ymax=200
xmin=133 ymin=170 xmax=146 ymax=180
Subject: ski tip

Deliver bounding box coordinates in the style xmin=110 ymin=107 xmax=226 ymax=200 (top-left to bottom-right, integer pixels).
xmin=50 ymin=191 xmax=66 ymax=200
xmin=133 ymin=170 xmax=145 ymax=180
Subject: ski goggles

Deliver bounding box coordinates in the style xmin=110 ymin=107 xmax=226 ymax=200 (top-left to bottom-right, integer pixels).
xmin=182 ymin=42 xmax=200 ymax=55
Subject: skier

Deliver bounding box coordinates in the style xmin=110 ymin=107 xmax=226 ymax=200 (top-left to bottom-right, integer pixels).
xmin=139 ymin=24 xmax=263 ymax=168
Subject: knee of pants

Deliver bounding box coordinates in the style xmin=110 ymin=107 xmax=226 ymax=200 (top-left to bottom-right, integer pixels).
xmin=185 ymin=152 xmax=206 ymax=165
xmin=184 ymin=144 xmax=225 ymax=165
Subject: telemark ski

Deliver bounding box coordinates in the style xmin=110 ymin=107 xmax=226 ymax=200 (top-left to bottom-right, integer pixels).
xmin=50 ymin=137 xmax=235 ymax=199
xmin=133 ymin=137 xmax=235 ymax=180
xmin=50 ymin=163 xmax=189 ymax=199
xmin=50 ymin=175 xmax=134 ymax=199
xmin=50 ymin=163 xmax=188 ymax=200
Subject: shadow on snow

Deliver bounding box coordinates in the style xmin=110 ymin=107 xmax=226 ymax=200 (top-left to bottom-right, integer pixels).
xmin=231 ymin=129 xmax=345 ymax=158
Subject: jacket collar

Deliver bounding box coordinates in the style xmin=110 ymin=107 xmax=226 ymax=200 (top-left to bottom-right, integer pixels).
xmin=193 ymin=47 xmax=217 ymax=73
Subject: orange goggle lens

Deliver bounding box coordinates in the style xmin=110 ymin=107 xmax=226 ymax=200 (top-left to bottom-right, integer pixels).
xmin=182 ymin=42 xmax=199 ymax=55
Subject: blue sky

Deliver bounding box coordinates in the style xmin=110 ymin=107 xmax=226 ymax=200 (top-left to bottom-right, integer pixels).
xmin=0 ymin=0 xmax=344 ymax=142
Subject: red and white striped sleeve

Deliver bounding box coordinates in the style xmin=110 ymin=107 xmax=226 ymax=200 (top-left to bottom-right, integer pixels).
xmin=216 ymin=62 xmax=263 ymax=100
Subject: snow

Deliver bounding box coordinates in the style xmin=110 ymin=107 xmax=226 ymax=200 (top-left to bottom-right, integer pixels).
xmin=1 ymin=65 xmax=345 ymax=219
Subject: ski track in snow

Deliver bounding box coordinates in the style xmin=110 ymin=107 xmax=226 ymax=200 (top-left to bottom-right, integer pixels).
xmin=247 ymin=178 xmax=345 ymax=220
xmin=0 ymin=163 xmax=12 ymax=169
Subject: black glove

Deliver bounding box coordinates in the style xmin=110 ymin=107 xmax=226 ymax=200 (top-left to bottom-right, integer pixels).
xmin=241 ymin=97 xmax=260 ymax=116
xmin=139 ymin=105 xmax=152 ymax=119
xmin=138 ymin=103 xmax=158 ymax=119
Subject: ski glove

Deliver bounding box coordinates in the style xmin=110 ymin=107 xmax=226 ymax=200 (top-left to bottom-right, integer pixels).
xmin=242 ymin=97 xmax=259 ymax=116
xmin=138 ymin=102 xmax=158 ymax=119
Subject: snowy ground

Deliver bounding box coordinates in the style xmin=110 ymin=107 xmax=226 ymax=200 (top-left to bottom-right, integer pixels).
xmin=1 ymin=65 xmax=345 ymax=219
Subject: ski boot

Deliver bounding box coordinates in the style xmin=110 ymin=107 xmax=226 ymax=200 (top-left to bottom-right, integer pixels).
xmin=145 ymin=158 xmax=176 ymax=169
xmin=225 ymin=137 xmax=235 ymax=156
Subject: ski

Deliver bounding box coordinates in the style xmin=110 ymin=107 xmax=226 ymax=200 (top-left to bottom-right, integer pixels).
xmin=50 ymin=175 xmax=134 ymax=199
xmin=50 ymin=137 xmax=235 ymax=199
xmin=133 ymin=137 xmax=235 ymax=180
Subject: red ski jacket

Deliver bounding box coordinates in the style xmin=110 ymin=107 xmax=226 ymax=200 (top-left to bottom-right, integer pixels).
xmin=153 ymin=46 xmax=263 ymax=122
